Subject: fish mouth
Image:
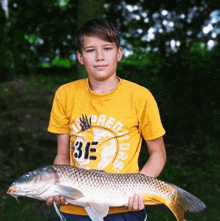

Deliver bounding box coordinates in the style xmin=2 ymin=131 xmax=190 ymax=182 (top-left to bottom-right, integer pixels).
xmin=7 ymin=183 xmax=51 ymax=197
xmin=7 ymin=186 xmax=20 ymax=195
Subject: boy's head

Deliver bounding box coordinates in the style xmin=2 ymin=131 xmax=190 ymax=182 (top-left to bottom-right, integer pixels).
xmin=75 ymin=19 xmax=120 ymax=53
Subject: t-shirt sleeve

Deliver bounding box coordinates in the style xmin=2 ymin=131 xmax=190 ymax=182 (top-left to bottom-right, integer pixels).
xmin=138 ymin=90 xmax=165 ymax=140
xmin=48 ymin=89 xmax=70 ymax=134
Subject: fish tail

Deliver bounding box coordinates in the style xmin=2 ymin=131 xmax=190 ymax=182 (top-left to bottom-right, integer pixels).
xmin=174 ymin=185 xmax=206 ymax=213
xmin=166 ymin=185 xmax=206 ymax=221
xmin=167 ymin=197 xmax=185 ymax=221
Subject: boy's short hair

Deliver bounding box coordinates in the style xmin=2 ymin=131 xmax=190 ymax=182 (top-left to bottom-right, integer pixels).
xmin=75 ymin=19 xmax=120 ymax=52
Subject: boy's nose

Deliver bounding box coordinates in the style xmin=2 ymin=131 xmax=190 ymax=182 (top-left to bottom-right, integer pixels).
xmin=96 ymin=50 xmax=104 ymax=61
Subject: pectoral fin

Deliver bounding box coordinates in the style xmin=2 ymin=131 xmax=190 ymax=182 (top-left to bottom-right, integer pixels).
xmin=85 ymin=206 xmax=104 ymax=221
xmin=54 ymin=185 xmax=84 ymax=200
xmin=89 ymin=201 xmax=109 ymax=217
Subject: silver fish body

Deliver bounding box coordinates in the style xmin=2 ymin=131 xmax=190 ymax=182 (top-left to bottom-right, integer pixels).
xmin=7 ymin=165 xmax=206 ymax=221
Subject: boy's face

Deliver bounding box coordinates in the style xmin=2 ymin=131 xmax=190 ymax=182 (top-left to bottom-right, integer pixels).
xmin=77 ymin=36 xmax=122 ymax=82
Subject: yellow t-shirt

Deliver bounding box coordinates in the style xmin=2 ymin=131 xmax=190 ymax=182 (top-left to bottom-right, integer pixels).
xmin=48 ymin=78 xmax=165 ymax=215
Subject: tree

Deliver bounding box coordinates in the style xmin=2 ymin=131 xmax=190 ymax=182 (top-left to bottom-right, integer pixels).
xmin=105 ymin=0 xmax=219 ymax=56
xmin=0 ymin=0 xmax=8 ymax=18
xmin=0 ymin=0 xmax=108 ymax=79
xmin=0 ymin=2 xmax=14 ymax=82
xmin=0 ymin=0 xmax=219 ymax=82
xmin=77 ymin=0 xmax=106 ymax=78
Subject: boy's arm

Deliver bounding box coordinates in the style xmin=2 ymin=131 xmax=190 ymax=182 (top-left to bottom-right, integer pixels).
xmin=140 ymin=136 xmax=166 ymax=178
xmin=54 ymin=134 xmax=70 ymax=165
xmin=125 ymin=136 xmax=166 ymax=210
xmin=47 ymin=134 xmax=70 ymax=206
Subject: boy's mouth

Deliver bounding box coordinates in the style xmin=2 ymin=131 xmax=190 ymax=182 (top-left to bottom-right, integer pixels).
xmin=94 ymin=65 xmax=108 ymax=68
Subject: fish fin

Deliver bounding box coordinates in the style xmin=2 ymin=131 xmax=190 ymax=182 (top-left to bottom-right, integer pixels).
xmin=143 ymin=199 xmax=162 ymax=205
xmin=143 ymin=195 xmax=163 ymax=205
xmin=53 ymin=201 xmax=66 ymax=221
xmin=85 ymin=206 xmax=104 ymax=221
xmin=54 ymin=185 xmax=84 ymax=200
xmin=166 ymin=185 xmax=206 ymax=221
xmin=174 ymin=185 xmax=206 ymax=213
xmin=167 ymin=200 xmax=185 ymax=221
xmin=89 ymin=201 xmax=109 ymax=217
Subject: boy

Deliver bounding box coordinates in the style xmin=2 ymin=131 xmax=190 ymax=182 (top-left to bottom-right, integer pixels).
xmin=47 ymin=19 xmax=166 ymax=221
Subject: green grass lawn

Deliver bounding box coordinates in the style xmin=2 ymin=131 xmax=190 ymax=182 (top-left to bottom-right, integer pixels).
xmin=0 ymin=75 xmax=219 ymax=220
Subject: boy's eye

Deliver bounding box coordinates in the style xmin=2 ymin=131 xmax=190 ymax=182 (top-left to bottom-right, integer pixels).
xmin=86 ymin=49 xmax=95 ymax=53
xmin=104 ymin=47 xmax=112 ymax=51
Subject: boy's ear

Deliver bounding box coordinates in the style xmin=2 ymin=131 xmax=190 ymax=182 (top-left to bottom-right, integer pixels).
xmin=76 ymin=51 xmax=84 ymax=65
xmin=117 ymin=47 xmax=123 ymax=62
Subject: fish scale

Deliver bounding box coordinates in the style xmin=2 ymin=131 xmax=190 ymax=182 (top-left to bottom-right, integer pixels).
xmin=52 ymin=165 xmax=182 ymax=207
xmin=7 ymin=165 xmax=206 ymax=221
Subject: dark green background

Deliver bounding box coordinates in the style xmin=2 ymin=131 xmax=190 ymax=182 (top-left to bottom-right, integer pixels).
xmin=0 ymin=0 xmax=219 ymax=220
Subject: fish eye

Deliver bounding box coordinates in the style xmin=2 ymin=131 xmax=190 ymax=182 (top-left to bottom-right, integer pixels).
xmin=22 ymin=173 xmax=30 ymax=179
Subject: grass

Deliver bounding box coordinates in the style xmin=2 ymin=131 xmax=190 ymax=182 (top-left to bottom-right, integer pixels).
xmin=0 ymin=74 xmax=220 ymax=221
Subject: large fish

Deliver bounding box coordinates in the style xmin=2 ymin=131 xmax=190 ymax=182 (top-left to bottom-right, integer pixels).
xmin=7 ymin=165 xmax=206 ymax=221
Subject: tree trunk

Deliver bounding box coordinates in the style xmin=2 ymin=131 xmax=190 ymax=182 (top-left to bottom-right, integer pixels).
xmin=0 ymin=0 xmax=9 ymax=18
xmin=77 ymin=0 xmax=106 ymax=79
xmin=0 ymin=1 xmax=14 ymax=82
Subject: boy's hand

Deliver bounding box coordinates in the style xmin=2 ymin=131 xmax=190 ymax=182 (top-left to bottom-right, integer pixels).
xmin=124 ymin=195 xmax=145 ymax=210
xmin=46 ymin=196 xmax=68 ymax=206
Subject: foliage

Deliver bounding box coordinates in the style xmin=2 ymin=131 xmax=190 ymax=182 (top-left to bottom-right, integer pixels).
xmin=0 ymin=1 xmax=220 ymax=220
xmin=0 ymin=0 xmax=77 ymax=75
xmin=106 ymin=0 xmax=219 ymax=55
xmin=158 ymin=39 xmax=220 ymax=112
xmin=117 ymin=49 xmax=169 ymax=103
xmin=0 ymin=0 xmax=219 ymax=77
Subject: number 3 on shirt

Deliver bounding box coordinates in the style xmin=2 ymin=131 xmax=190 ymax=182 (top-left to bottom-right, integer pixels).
xmin=74 ymin=141 xmax=98 ymax=160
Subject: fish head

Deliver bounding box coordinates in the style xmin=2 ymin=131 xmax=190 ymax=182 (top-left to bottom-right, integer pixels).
xmin=7 ymin=165 xmax=56 ymax=200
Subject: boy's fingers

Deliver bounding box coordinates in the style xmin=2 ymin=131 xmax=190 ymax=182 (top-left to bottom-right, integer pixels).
xmin=46 ymin=197 xmax=54 ymax=206
xmin=132 ymin=195 xmax=139 ymax=210
xmin=55 ymin=196 xmax=62 ymax=205
xmin=128 ymin=196 xmax=133 ymax=210
xmin=46 ymin=196 xmax=67 ymax=206
xmin=60 ymin=196 xmax=67 ymax=205
xmin=139 ymin=196 xmax=145 ymax=210
xmin=126 ymin=195 xmax=144 ymax=210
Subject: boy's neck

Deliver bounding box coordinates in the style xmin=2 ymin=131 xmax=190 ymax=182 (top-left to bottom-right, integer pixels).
xmin=88 ymin=76 xmax=120 ymax=94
